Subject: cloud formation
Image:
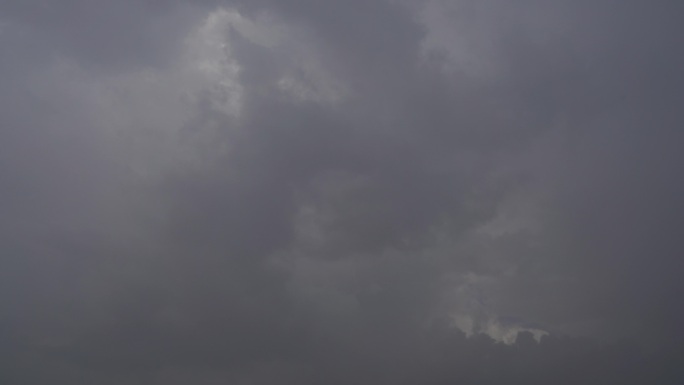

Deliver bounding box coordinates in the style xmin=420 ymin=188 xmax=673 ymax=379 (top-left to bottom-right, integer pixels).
xmin=1 ymin=0 xmax=683 ymax=383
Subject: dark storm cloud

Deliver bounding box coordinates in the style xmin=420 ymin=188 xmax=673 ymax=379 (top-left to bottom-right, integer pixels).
xmin=461 ymin=0 xmax=684 ymax=344
xmin=1 ymin=0 xmax=683 ymax=383
xmin=0 ymin=0 xmax=206 ymax=71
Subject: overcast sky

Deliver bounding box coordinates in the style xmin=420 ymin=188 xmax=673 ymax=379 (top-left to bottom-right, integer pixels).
xmin=1 ymin=0 xmax=683 ymax=383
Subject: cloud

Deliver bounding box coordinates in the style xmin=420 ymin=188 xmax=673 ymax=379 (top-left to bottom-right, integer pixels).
xmin=1 ymin=0 xmax=683 ymax=383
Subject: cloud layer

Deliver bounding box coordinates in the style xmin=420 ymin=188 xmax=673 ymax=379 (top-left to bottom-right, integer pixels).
xmin=1 ymin=0 xmax=683 ymax=383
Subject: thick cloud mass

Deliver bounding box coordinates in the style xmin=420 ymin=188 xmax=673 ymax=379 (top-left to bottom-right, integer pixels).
xmin=1 ymin=0 xmax=683 ymax=383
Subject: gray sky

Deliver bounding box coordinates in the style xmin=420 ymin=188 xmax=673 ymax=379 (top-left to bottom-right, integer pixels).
xmin=1 ymin=0 xmax=683 ymax=383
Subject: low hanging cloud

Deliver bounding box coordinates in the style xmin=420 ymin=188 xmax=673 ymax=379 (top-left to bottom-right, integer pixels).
xmin=1 ymin=0 xmax=683 ymax=383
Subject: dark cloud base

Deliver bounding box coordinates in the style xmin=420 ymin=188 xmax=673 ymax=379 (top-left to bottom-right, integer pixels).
xmin=3 ymin=329 xmax=683 ymax=384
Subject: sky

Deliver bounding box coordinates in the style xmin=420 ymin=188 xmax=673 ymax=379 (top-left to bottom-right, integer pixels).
xmin=1 ymin=0 xmax=683 ymax=383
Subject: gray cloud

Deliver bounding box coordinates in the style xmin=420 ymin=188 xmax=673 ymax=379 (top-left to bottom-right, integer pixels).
xmin=1 ymin=0 xmax=683 ymax=383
